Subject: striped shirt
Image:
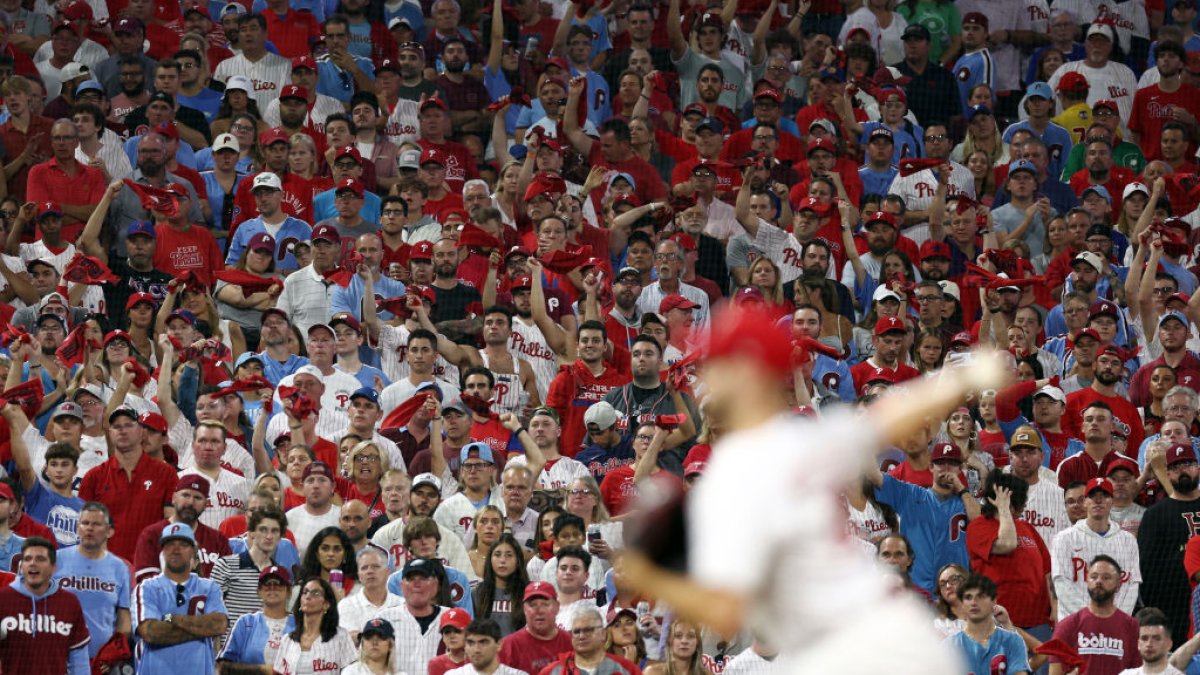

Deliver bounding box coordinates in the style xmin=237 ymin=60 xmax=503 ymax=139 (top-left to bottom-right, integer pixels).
xmin=722 ymin=648 xmax=782 ymax=675
xmin=434 ymin=490 xmax=505 ymax=544
xmin=75 ymin=128 xmax=133 ymax=181
xmin=1005 ymin=467 xmax=1070 ymax=548
xmin=273 ymin=629 xmax=357 ymax=674
xmin=213 ymin=52 xmax=292 ymax=111
xmin=337 ymin=589 xmax=403 ymax=634
xmin=169 ymin=416 xmax=256 ymax=478
xmin=275 ymin=264 xmax=339 ymax=336
xmin=636 ymin=281 xmax=711 ymax=329
xmin=266 ymin=407 xmax=352 ymax=447
xmin=1051 ymin=520 xmax=1142 ymax=620
xmin=373 ymin=603 xmax=448 ymax=675
xmin=370 ymin=517 xmax=474 ymax=573
xmin=210 ymin=551 xmax=271 ymax=632
xmin=19 ymin=239 xmax=76 ymax=270
xmin=178 ymin=467 xmax=251 ymax=530
xmin=510 ymin=318 xmax=557 ymax=402
xmin=481 ymin=349 xmax=532 ymax=417
xmin=262 ymin=93 xmax=345 ymax=135
xmin=378 ymin=323 xmax=462 ymax=391
xmin=508 ymin=454 xmax=590 ymax=492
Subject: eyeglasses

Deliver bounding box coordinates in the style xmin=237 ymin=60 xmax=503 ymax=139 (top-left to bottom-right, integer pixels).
xmin=924 ymin=134 xmax=949 ymax=142
xmin=1154 ymin=287 xmax=1177 ymax=295
xmin=356 ymin=455 xmax=381 ymax=463
xmin=301 ymin=588 xmax=325 ymax=597
xmin=916 ymin=295 xmax=942 ymax=303
xmin=635 ymin=434 xmax=654 ymax=441
xmin=382 ymin=209 xmax=406 ymax=217
xmin=230 ymin=124 xmax=254 ymax=133
xmin=572 ymin=626 xmax=603 ymax=636
xmin=938 ymin=575 xmax=964 ymax=587
xmin=1094 ymin=109 xmax=1116 ymax=117
xmin=462 ymin=462 xmax=493 ymax=471
xmin=568 ymin=489 xmax=594 ymax=497
xmin=261 ymin=579 xmax=286 ymax=589
xmin=179 ymin=62 xmax=198 ymax=70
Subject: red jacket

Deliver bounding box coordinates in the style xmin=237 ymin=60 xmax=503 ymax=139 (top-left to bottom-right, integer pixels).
xmin=546 ymin=361 xmax=630 ymax=457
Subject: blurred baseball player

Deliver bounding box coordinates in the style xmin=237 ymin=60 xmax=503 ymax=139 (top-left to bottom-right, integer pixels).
xmin=622 ymin=306 xmax=1010 ymax=674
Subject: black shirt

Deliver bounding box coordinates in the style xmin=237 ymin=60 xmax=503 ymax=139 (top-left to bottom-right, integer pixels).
xmin=123 ymin=103 xmax=213 ymax=146
xmin=894 ymin=59 xmax=962 ymax=129
xmin=103 ymin=258 xmax=174 ymax=329
xmin=431 ymin=282 xmax=482 ymax=345
xmin=1137 ymin=494 xmax=1200 ymax=645
xmin=602 ymin=47 xmax=676 ymax=94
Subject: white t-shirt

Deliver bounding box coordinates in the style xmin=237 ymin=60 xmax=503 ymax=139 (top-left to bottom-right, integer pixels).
xmin=177 ymin=466 xmax=251 ymax=529
xmin=213 ymin=52 xmax=293 ymax=111
xmin=286 ymin=504 xmax=342 ymax=559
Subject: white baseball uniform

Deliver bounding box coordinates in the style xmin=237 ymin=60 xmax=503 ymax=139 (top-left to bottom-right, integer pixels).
xmin=1048 ymin=60 xmax=1138 ymax=127
xmin=178 ymin=467 xmax=251 ymax=529
xmin=886 ymin=163 xmax=977 ymax=245
xmin=169 ymin=416 xmax=257 ymax=478
xmin=847 ymin=498 xmax=893 ymax=546
xmin=213 ymin=52 xmax=293 ymax=111
xmin=510 ymin=317 xmax=558 ymax=402
xmin=1005 ymin=466 xmax=1070 ymax=547
xmin=507 ymin=454 xmax=590 ymax=492
xmin=1050 ymin=519 xmax=1141 ymax=619
xmin=433 ymin=490 xmax=505 ymax=544
xmin=370 ymin=516 xmax=474 ymax=573
xmin=377 ymin=323 xmax=462 ymax=395
xmin=263 ymin=93 xmax=345 ymax=135
xmin=690 ymin=412 xmax=961 ymax=674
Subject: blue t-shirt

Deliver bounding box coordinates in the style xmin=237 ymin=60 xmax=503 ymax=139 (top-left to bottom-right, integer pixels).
xmin=484 ymin=66 xmax=523 ymax=135
xmin=952 ymin=49 xmax=994 ymax=116
xmin=124 ymin=134 xmax=199 ymax=171
xmin=347 ymin=20 xmax=373 ymax=59
xmin=944 ymin=628 xmax=1030 ymax=675
xmin=55 ymin=547 xmax=132 ymax=657
xmin=218 ymin=611 xmax=296 ymax=666
xmin=1001 ymin=120 xmax=1074 ymax=179
xmin=330 ymin=273 xmax=407 ymax=320
xmin=339 ymin=363 xmax=391 ymax=390
xmin=227 ymin=536 xmax=301 ymax=570
xmin=874 ymin=474 xmax=969 ymax=595
xmin=24 ymin=479 xmax=83 ymax=547
xmin=0 ymin=532 xmax=24 ymax=572
xmin=176 ymin=88 xmax=224 ymax=123
xmin=387 ymin=566 xmax=474 ymax=616
xmin=858 ymin=165 xmax=899 ymax=199
xmin=256 ymin=352 xmax=310 ymax=386
xmin=312 ymin=188 xmax=381 ymax=225
xmin=132 ymin=573 xmax=227 ymax=675
xmin=225 ymin=216 xmax=313 ymax=272
xmin=859 ymin=120 xmax=924 ymax=164
xmin=316 ymin=57 xmax=376 ymax=103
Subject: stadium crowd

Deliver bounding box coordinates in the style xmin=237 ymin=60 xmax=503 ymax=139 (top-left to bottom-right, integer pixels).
xmin=0 ymin=0 xmax=1199 ymax=672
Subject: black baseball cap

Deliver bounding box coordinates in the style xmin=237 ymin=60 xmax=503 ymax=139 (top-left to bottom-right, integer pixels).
xmin=902 ymin=24 xmax=931 ymax=41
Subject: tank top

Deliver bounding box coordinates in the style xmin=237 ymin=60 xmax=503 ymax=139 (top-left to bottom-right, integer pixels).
xmin=480 ymin=348 xmax=531 ymax=417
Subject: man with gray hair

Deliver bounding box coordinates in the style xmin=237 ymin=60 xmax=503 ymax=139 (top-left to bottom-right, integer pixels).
xmin=338 ymin=546 xmax=402 ymax=638
xmin=541 ymin=603 xmax=640 ymax=674
xmin=1136 ymin=386 xmax=1200 ymax=466
xmin=25 ymin=118 xmax=106 ymax=243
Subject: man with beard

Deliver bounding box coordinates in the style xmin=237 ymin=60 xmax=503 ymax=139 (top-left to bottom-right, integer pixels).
xmin=434 ymin=38 xmax=489 ymax=133
xmin=562 ymin=110 xmax=667 ymax=202
xmin=1048 ymin=555 xmax=1141 ymax=675
xmin=132 ymin=523 xmax=229 ymax=674
xmin=1130 ymin=311 xmax=1200 ymax=408
xmin=486 ymin=266 xmax=571 ymax=402
xmin=850 ymin=317 xmax=922 ymax=390
xmin=636 ymin=239 xmax=710 ymax=329
xmin=1051 ymin=477 xmax=1141 ymax=620
xmin=1064 ymin=345 xmax=1145 ymax=451
xmin=263 ymin=56 xmax=342 ymax=135
xmin=1067 ymin=139 xmax=1135 ymax=219
xmin=887 ymin=124 xmax=976 ymax=244
xmin=231 ymin=129 xmax=315 ymax=226
xmin=79 ymin=184 xmax=171 ymax=310
xmin=602 ymin=267 xmax=645 ymax=356
xmin=1138 ymin=445 xmax=1200 ymax=645
xmin=268 ymin=84 xmax=325 ymax=158
xmin=1131 ymin=42 xmax=1198 ymax=162
xmin=214 ymin=14 xmax=291 ymax=111
xmin=108 ymin=132 xmax=203 ymax=257
xmin=868 ymin=440 xmax=980 ymax=597
xmin=790 ymin=305 xmax=855 ymax=404
xmin=92 ymin=20 xmax=155 ymax=101
xmin=1003 ymin=425 xmax=1069 ymax=547
xmin=371 ymin=472 xmax=472 ymax=572
xmin=394 ymin=42 xmax=440 ymax=103
xmin=604 ymin=335 xmax=699 ymax=452
xmin=172 ymin=49 xmax=223 ymax=123
xmin=429 ymin=237 xmax=482 ymax=343
xmin=841 ymin=210 xmax=904 ymax=295
xmin=133 ymin=473 xmax=232 ymax=582
xmin=249 ymin=308 xmax=309 ymax=386
xmin=415 ymin=97 xmax=478 ymax=196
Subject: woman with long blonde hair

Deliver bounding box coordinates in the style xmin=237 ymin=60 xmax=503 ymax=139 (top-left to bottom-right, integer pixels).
xmin=746 ymin=257 xmax=792 ymax=320
xmin=644 ymin=619 xmax=712 ymax=675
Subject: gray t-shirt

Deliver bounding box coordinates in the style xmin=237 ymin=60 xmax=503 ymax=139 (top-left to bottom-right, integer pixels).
xmin=991 ymin=202 xmax=1052 ymax=259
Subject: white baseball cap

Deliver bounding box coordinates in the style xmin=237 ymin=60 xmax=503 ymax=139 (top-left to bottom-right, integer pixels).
xmin=225 ymin=75 xmax=252 ymax=93
xmin=1123 ymin=182 xmax=1149 ymax=200
xmin=211 ymin=133 xmax=239 ymax=153
xmin=938 ymin=279 xmax=961 ymax=301
xmin=60 ymin=62 xmax=89 ymax=81
xmin=1086 ymin=22 xmax=1116 ymax=41
xmin=252 ymin=172 xmax=282 ymax=191
xmin=872 ymin=286 xmax=902 ymax=303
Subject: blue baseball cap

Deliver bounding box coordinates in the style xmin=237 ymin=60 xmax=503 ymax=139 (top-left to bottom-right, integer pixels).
xmin=509 ymin=144 xmax=528 ymax=161
xmin=350 ymin=387 xmax=379 ymax=406
xmin=1025 ymin=82 xmax=1053 ymax=100
xmin=167 ymin=308 xmax=197 ymax=326
xmin=966 ymin=104 xmax=993 ymax=120
xmin=460 ymin=441 xmax=495 ymax=465
xmin=415 ymin=381 xmax=443 ymax=400
xmin=127 ymin=220 xmax=156 ymax=239
xmin=818 ymin=65 xmax=845 ymax=82
xmin=1159 ymin=310 xmax=1189 ymax=328
xmin=1008 ymin=159 xmax=1037 ymax=177
xmin=1081 ymin=185 xmax=1112 ymax=204
xmin=161 ymin=522 xmax=196 ymax=545
xmin=234 ymin=351 xmax=263 ymax=369
xmin=75 ymin=79 xmax=104 ymax=96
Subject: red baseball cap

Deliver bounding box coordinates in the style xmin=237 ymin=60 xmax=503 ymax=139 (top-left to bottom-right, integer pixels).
xmin=1057 ymin=71 xmax=1089 ymax=93
xmin=259 ymin=127 xmax=290 ymax=146
xmin=873 ymin=316 xmax=906 ymax=336
xmin=440 ymin=607 xmax=471 ymax=631
xmin=511 ymin=275 xmax=533 ymax=290
xmin=175 ymin=474 xmax=210 ymax=497
xmin=920 ymin=240 xmax=951 ymax=261
xmin=1086 ymin=477 xmax=1114 ymax=496
xmin=864 ymin=210 xmax=898 ymax=230
xmin=929 ymin=442 xmax=963 ymax=463
xmin=420 ymin=95 xmax=448 ymax=112
xmin=291 ymin=56 xmax=317 ymax=71
xmin=124 ymin=292 xmax=157 ymax=311
xmin=139 ymin=411 xmax=168 ymax=434
xmin=524 ymin=581 xmax=556 ymax=601
xmin=1106 ymin=458 xmax=1139 ymax=476
xmin=1167 ymin=444 xmax=1198 ymax=467
xmin=336 ymin=177 xmax=365 ymax=198
xmin=659 ymin=294 xmax=700 ymax=314
xmin=754 ymin=87 xmax=783 ymax=102
xmin=806 ymin=137 xmax=837 ymax=156
xmin=280 ymin=84 xmax=308 ymax=101
xmin=409 ymin=241 xmax=434 ymax=261
xmin=302 ymin=461 xmax=335 ymax=481
xmin=669 ymin=232 xmax=697 ymax=252
xmin=336 ymin=145 xmax=362 ymax=163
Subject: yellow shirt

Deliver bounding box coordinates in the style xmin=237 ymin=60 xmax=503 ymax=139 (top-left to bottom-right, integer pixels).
xmin=1053 ymin=103 xmax=1093 ymax=145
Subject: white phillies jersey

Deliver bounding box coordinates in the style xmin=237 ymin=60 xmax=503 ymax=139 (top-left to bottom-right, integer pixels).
xmin=274 ymin=369 xmax=361 ymax=415
xmin=178 ymin=467 xmax=250 ymax=529
xmin=384 ymin=98 xmax=420 ymax=147
xmin=1051 ymin=519 xmax=1141 ymax=619
xmin=480 ymin=349 xmax=532 ymax=417
xmin=272 ymin=629 xmax=357 ymax=674
xmin=886 ymin=163 xmax=976 ymax=245
xmin=748 ymin=218 xmax=805 ymax=284
xmin=263 ymin=93 xmax=345 ymax=135
xmin=19 ymin=240 xmax=76 ymax=271
xmin=169 ymin=416 xmax=257 ymax=478
xmin=370 ymin=516 xmax=474 ymax=573
xmin=213 ymin=52 xmax=292 ymax=111
xmin=433 ymin=490 xmax=505 ymax=544
xmin=1005 ymin=467 xmax=1070 ymax=547
xmin=690 ymin=412 xmax=960 ymax=674
xmin=1055 ymin=0 xmax=1150 ymax=52
xmin=1048 ymin=60 xmax=1139 ymax=126
xmin=846 ymin=498 xmax=892 ymax=546
xmin=265 ymin=407 xmax=351 ymax=446
xmin=1018 ymin=1 xmax=1052 ymax=75
xmin=508 ymin=454 xmax=590 ymax=492
xmin=377 ymin=323 xmax=461 ymax=391
xmin=510 ymin=317 xmax=558 ymax=401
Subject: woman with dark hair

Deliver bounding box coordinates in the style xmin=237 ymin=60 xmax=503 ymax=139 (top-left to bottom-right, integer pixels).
xmin=274 ymin=577 xmax=357 ymax=673
xmin=932 ymin=563 xmax=969 ymax=637
xmin=965 ymin=469 xmax=1052 ymax=642
xmin=473 ymin=533 xmax=529 ymax=635
xmin=210 ymin=85 xmax=269 ymax=138
xmin=1141 ymin=364 xmax=1178 ymax=437
xmin=606 ymin=607 xmax=658 ymax=670
xmin=214 ymin=233 xmax=281 ymax=343
xmin=794 ymin=276 xmax=853 ymax=356
xmin=299 ymin=527 xmax=358 ymax=600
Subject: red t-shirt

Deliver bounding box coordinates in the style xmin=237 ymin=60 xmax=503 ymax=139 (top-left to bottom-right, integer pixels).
xmin=887 ymin=460 xmax=933 ymax=488
xmin=424 ymin=190 xmax=466 ymax=217
xmin=471 ymin=416 xmax=515 ymax=461
xmin=428 ymin=653 xmax=468 ymax=675
xmin=1049 ymin=608 xmax=1141 ymax=675
xmin=0 ymin=585 xmax=89 ymax=672
xmin=12 ymin=514 xmax=53 ymax=543
xmin=1129 ymin=83 xmax=1200 ymax=161
xmin=132 ymin=518 xmax=232 ymax=582
xmin=1064 ymin=389 xmax=1145 ymax=459
xmin=78 ymin=452 xmax=177 ymax=561
xmin=264 ymin=9 xmax=322 ymax=59
xmin=1068 ymin=167 xmax=1136 ymax=220
xmin=217 ymin=513 xmax=297 ymax=543
xmin=1056 ymin=451 xmax=1135 ymax=489
xmin=498 ymin=627 xmax=574 ymax=675
xmin=671 ymin=156 xmax=744 ymax=195
xmin=1129 ymin=353 xmax=1200 ymax=408
xmin=417 ymin=139 xmax=479 ymax=195
xmin=721 ymin=126 xmax=806 ymax=164
xmin=586 ymin=144 xmax=667 ymax=202
xmin=152 ymin=222 xmax=225 ymax=288
xmin=967 ymin=516 xmax=1052 ymax=628
xmin=599 ymin=465 xmax=685 ymax=516
xmin=546 ymin=361 xmax=630 ymax=457
xmin=232 ymin=170 xmax=317 ymax=229
xmin=849 ymin=360 xmax=922 ymax=396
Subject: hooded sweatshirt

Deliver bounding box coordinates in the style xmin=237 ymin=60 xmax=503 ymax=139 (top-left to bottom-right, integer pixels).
xmin=0 ymin=575 xmax=90 ymax=673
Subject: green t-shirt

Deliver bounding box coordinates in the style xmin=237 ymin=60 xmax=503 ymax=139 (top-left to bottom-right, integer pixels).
xmin=1059 ymin=141 xmax=1147 ymax=181
xmin=897 ymin=1 xmax=961 ymax=64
